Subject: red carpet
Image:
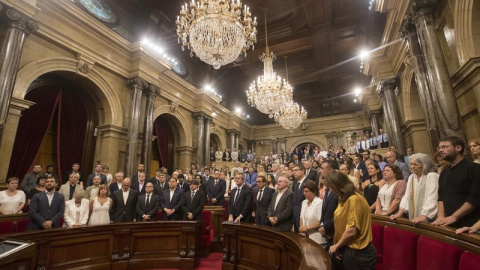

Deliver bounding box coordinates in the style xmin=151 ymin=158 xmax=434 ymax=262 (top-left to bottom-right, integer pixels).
xmin=147 ymin=252 xmax=222 ymax=270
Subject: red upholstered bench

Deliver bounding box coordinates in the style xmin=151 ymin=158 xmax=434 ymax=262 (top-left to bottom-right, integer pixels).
xmin=0 ymin=220 xmax=15 ymax=235
xmin=16 ymin=218 xmax=30 ymax=233
xmin=417 ymin=236 xmax=462 ymax=270
xmin=460 ymin=252 xmax=480 ymax=270
xmin=201 ymin=210 xmax=214 ymax=257
xmin=382 ymin=227 xmax=418 ymax=270
xmin=371 ymin=224 xmax=384 ymax=270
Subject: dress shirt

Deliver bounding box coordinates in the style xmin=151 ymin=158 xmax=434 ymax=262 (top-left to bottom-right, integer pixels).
xmin=170 ymin=189 xmax=175 ymax=201
xmin=123 ymin=190 xmax=129 ymax=205
xmin=257 ymin=187 xmax=264 ymax=201
xmin=234 ymin=185 xmax=243 ymax=203
xmin=145 ymin=193 xmax=152 ymax=205
xmin=46 ymin=192 xmax=54 ymax=206
xmin=117 ymin=182 xmax=122 ymax=190
xmin=274 ymin=188 xmax=287 ymax=211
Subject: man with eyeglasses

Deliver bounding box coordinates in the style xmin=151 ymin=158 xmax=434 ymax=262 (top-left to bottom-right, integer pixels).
xmin=432 ymin=136 xmax=480 ymax=228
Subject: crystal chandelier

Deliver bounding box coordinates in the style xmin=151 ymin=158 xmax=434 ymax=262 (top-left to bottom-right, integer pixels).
xmin=176 ymin=0 xmax=257 ymax=69
xmin=274 ymin=56 xmax=307 ymax=130
xmin=275 ymin=101 xmax=307 ymax=130
xmin=246 ymin=10 xmax=293 ymax=117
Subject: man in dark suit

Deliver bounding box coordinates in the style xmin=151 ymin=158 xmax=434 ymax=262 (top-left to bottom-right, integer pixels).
xmin=110 ymin=178 xmax=138 ymax=223
xmin=86 ymin=164 xmax=107 ymax=187
xmin=252 ymin=175 xmax=274 ymax=226
xmin=131 ymin=172 xmax=147 ymax=195
xmin=177 ymin=174 xmax=189 ymax=193
xmin=63 ymin=163 xmax=83 ymax=186
xmin=109 ymin=171 xmax=124 ymax=196
xmin=182 ymin=179 xmax=205 ymax=221
xmin=206 ymin=170 xmax=226 ymax=206
xmin=228 ymin=173 xmax=252 ymax=223
xmin=161 ymin=177 xmax=183 ymax=220
xmin=268 ymin=176 xmax=294 ymax=231
xmin=153 ymin=173 xmax=167 ymax=196
xmin=292 ymin=163 xmax=308 ymax=232
xmin=304 ymin=161 xmax=319 ymax=185
xmin=318 ymin=160 xmax=339 ymax=249
xmin=136 ymin=182 xmax=160 ymax=221
xmin=131 ymin=163 xmax=147 ymax=185
xmin=27 ymin=177 xmax=65 ymax=230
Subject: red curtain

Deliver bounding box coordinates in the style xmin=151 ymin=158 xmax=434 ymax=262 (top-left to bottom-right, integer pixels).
xmin=56 ymin=90 xmax=88 ymax=183
xmin=7 ymin=87 xmax=61 ymax=179
xmin=155 ymin=119 xmax=174 ymax=173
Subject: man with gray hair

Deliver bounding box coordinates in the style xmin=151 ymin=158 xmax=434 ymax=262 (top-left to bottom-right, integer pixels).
xmin=59 ymin=172 xmax=83 ymax=201
xmin=268 ymin=176 xmax=293 ymax=231
xmin=385 ymin=150 xmax=410 ymax=181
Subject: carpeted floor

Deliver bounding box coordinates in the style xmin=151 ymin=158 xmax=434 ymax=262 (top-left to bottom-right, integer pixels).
xmin=146 ymin=252 xmax=222 ymax=270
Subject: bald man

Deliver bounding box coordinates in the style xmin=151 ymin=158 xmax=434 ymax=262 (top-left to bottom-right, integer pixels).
xmin=110 ymin=178 xmax=138 ymax=223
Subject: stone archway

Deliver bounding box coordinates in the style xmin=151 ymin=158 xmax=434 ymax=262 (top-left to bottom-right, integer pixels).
xmin=454 ymin=0 xmax=480 ymax=65
xmin=210 ymin=133 xmax=223 ymax=151
xmin=288 ymin=138 xmax=326 ymax=152
xmin=153 ymin=105 xmax=192 ymax=147
xmin=401 ymin=70 xmax=424 ymax=122
xmin=210 ymin=128 xmax=227 ymax=152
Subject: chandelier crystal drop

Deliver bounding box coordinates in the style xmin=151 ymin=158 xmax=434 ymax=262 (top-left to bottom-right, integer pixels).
xmin=274 ymin=101 xmax=307 ymax=130
xmin=246 ymin=9 xmax=293 ymax=117
xmin=176 ymin=0 xmax=257 ymax=69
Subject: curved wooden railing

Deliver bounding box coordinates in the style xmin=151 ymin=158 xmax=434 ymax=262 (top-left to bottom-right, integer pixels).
xmin=222 ymin=222 xmax=331 ymax=270
xmin=0 ymin=221 xmax=201 ymax=270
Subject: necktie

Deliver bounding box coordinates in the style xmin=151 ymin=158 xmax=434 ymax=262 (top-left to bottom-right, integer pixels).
xmin=306 ymin=170 xmax=310 ymax=175
xmin=215 ymin=180 xmax=218 ymax=186
xmin=234 ymin=188 xmax=241 ymax=204
xmin=191 ymin=191 xmax=195 ymax=201
xmin=146 ymin=194 xmax=150 ymax=207
xmin=258 ymin=189 xmax=263 ymax=202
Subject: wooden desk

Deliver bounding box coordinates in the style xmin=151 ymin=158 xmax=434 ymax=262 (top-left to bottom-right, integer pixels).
xmin=222 ymin=222 xmax=331 ymax=270
xmin=3 ymin=221 xmax=201 ymax=270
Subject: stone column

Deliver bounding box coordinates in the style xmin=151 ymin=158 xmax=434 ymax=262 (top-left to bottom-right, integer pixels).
xmin=193 ymin=113 xmax=205 ymax=167
xmin=369 ymin=110 xmax=381 ymax=137
xmin=204 ymin=115 xmax=211 ymax=164
xmin=402 ymin=20 xmax=441 ymax=152
xmin=0 ymin=7 xmax=38 ymax=144
xmin=141 ymin=84 xmax=160 ymax=176
xmin=377 ymin=79 xmax=406 ymax=156
xmin=326 ymin=133 xmax=333 ymax=148
xmin=270 ymin=139 xmax=277 ymax=154
xmin=410 ymin=0 xmax=464 ymax=139
xmin=234 ymin=133 xmax=239 ymax=150
xmin=125 ymin=77 xmax=148 ymax=177
xmin=228 ymin=130 xmax=235 ymax=151
xmin=278 ymin=138 xmax=286 ymax=153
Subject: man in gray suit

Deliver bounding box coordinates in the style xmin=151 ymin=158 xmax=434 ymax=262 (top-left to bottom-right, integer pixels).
xmin=385 ymin=150 xmax=411 ymax=181
xmin=27 ymin=177 xmax=65 ymax=230
xmin=268 ymin=176 xmax=294 ymax=232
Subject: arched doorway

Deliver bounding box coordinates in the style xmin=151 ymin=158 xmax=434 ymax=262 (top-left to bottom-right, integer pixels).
xmin=152 ymin=114 xmax=180 ymax=175
xmin=210 ymin=133 xmax=222 ymax=151
xmin=7 ymin=73 xmax=99 ymax=184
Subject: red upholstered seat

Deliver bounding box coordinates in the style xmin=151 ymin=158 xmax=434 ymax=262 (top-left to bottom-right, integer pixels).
xmin=156 ymin=211 xmax=162 ymax=221
xmin=417 ymin=236 xmax=462 ymax=270
xmin=371 ymin=224 xmax=384 ymax=270
xmin=0 ymin=220 xmax=15 ymax=235
xmin=201 ymin=211 xmax=214 ymax=247
xmin=383 ymin=226 xmax=418 ymax=270
xmin=459 ymin=251 xmax=480 ymax=270
xmin=16 ymin=218 xmax=30 ymax=233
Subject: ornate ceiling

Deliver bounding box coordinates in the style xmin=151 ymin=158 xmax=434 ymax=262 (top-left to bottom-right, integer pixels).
xmin=100 ymin=0 xmax=386 ymax=125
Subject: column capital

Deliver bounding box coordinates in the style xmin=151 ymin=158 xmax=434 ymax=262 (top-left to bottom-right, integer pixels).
xmin=193 ymin=112 xmax=207 ymax=120
xmin=127 ymin=77 xmax=148 ymax=90
xmin=376 ymin=78 xmax=398 ymax=97
xmin=146 ymin=84 xmax=161 ymax=97
xmin=1 ymin=7 xmax=39 ymax=35
xmin=368 ymin=110 xmax=381 ymax=117
xmin=409 ymin=0 xmax=438 ymax=14
xmin=400 ymin=17 xmax=416 ymax=38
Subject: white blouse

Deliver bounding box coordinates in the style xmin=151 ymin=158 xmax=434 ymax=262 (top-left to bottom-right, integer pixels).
xmin=0 ymin=190 xmax=25 ymax=214
xmin=300 ymin=197 xmax=326 ymax=244
xmin=64 ymin=198 xmax=90 ymax=227
xmin=399 ymin=172 xmax=439 ymax=220
xmin=378 ymin=181 xmax=398 ymax=211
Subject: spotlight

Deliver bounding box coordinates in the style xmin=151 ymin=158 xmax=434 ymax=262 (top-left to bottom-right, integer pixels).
xmin=359 ymin=50 xmax=369 ymax=60
xmin=247 ymin=115 xmax=250 ymax=118
xmin=212 ymin=112 xmax=217 ymax=117
xmin=354 ymin=87 xmax=362 ymax=97
xmin=235 ymin=107 xmax=242 ymax=114
xmin=354 ymin=99 xmax=358 ymax=103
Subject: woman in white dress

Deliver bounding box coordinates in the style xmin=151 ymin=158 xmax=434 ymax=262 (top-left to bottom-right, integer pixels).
xmin=375 ymin=164 xmax=407 ymax=216
xmin=88 ymin=184 xmax=112 ymax=226
xmin=390 ymin=153 xmax=439 ymax=223
xmin=0 ymin=177 xmax=26 ymax=215
xmin=64 ymin=188 xmax=89 ymax=227
xmin=299 ymin=181 xmax=326 ymax=245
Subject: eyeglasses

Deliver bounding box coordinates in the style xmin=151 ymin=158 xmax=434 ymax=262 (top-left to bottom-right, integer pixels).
xmin=292 ymin=169 xmax=299 ymax=172
xmin=437 ymin=145 xmax=452 ymax=150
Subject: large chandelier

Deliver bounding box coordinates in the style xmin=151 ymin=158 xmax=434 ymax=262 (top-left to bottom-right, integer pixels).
xmin=274 ymin=101 xmax=307 ymax=130
xmin=176 ymin=0 xmax=257 ymax=69
xmin=246 ymin=10 xmax=293 ymax=117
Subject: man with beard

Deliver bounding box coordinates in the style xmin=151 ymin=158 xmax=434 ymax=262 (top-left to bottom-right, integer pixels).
xmin=432 ymin=136 xmax=480 ymax=228
xmin=22 ymin=164 xmax=42 ymax=194
xmin=27 ymin=177 xmax=65 ymax=230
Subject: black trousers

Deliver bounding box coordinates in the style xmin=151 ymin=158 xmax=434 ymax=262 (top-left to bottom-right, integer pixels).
xmin=338 ymin=243 xmax=377 ymax=270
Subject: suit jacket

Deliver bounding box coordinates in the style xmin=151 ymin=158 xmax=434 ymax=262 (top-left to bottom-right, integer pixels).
xmin=63 ymin=170 xmax=83 ymax=185
xmin=206 ymin=178 xmax=226 ymax=206
xmin=86 ymin=173 xmax=107 ymax=187
xmin=63 ymin=198 xmax=90 ymax=227
xmin=253 ymin=187 xmax=274 ymax=225
xmin=293 ymin=178 xmax=308 ymax=232
xmin=267 ymin=189 xmax=294 ymax=231
xmin=305 ymin=169 xmax=319 ymax=185
xmin=182 ymin=190 xmax=205 ymax=221
xmin=228 ymin=185 xmax=252 ymax=222
xmin=109 ymin=182 xmax=122 ymax=197
xmin=153 ymin=182 xmax=167 ymax=197
xmin=320 ymin=188 xmax=339 ymax=237
xmin=27 ymin=192 xmax=65 ymax=230
xmin=131 ymin=181 xmax=147 ymax=195
xmin=177 ymin=182 xmax=190 ymax=193
xmin=245 ymin=173 xmax=258 ymax=188
xmin=136 ymin=193 xmax=160 ymax=221
xmin=395 ymin=161 xmax=411 ymax=182
xmin=161 ymin=188 xmax=183 ymax=220
xmin=58 ymin=183 xmax=83 ymax=202
xmin=110 ymin=189 xmax=138 ymax=222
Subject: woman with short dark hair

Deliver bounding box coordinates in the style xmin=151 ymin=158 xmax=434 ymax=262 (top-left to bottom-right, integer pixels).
xmin=326 ymin=171 xmax=376 ymax=269
xmin=375 ymin=164 xmax=406 ymax=216
xmin=0 ymin=177 xmax=26 ymax=215
xmin=299 ymin=181 xmax=326 ymax=245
